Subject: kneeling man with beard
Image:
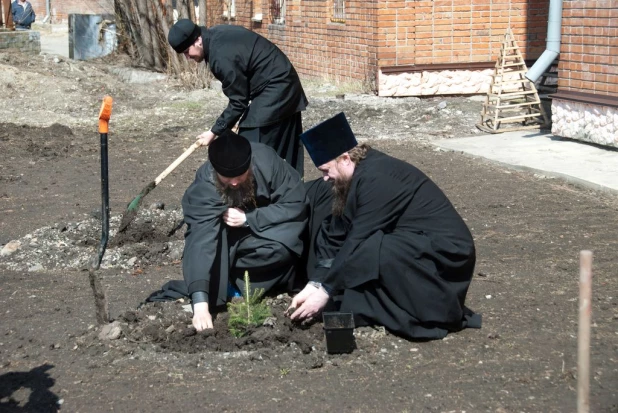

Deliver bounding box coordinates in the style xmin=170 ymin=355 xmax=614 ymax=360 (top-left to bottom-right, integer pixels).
xmin=152 ymin=130 xmax=308 ymax=331
xmin=289 ymin=113 xmax=480 ymax=340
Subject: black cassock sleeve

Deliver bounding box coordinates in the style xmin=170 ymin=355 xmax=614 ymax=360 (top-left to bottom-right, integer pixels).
xmin=208 ymin=36 xmax=252 ymax=135
xmin=246 ymin=147 xmax=309 ymax=256
xmin=181 ymin=166 xmax=228 ymax=296
xmin=315 ymin=174 xmax=412 ymax=290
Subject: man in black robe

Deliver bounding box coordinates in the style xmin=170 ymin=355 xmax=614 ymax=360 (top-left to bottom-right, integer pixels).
xmin=289 ymin=113 xmax=480 ymax=340
xmin=168 ymin=19 xmax=308 ymax=177
xmin=152 ymin=130 xmax=308 ymax=331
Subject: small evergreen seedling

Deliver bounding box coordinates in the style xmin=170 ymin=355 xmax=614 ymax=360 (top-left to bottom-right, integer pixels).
xmin=227 ymin=271 xmax=272 ymax=337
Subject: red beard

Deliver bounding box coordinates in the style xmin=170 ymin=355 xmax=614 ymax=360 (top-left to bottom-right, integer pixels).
xmin=331 ymin=175 xmax=352 ymax=217
xmin=215 ymin=170 xmax=257 ymax=210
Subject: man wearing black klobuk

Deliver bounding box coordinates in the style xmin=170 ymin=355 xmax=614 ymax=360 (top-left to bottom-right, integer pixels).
xmin=167 ymin=19 xmax=308 ymax=177
xmin=288 ymin=113 xmax=481 ymax=340
xmin=149 ymin=130 xmax=308 ymax=331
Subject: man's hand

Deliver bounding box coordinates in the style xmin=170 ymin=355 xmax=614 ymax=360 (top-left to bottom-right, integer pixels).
xmin=288 ymin=284 xmax=329 ymax=321
xmin=287 ymin=284 xmax=315 ymax=313
xmin=196 ymin=130 xmax=216 ymax=147
xmin=192 ymin=302 xmax=213 ymax=331
xmin=223 ymin=207 xmax=247 ymax=227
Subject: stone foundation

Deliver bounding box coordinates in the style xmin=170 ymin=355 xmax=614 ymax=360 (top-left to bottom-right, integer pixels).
xmin=552 ymin=99 xmax=618 ymax=148
xmin=378 ymin=68 xmax=494 ymax=97
xmin=0 ymin=30 xmax=41 ymax=53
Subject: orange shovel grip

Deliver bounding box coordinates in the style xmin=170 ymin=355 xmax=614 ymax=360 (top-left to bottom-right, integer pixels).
xmin=98 ymin=96 xmax=113 ymax=134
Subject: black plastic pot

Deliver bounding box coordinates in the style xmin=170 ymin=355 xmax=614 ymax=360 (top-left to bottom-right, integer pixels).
xmin=323 ymin=312 xmax=356 ymax=354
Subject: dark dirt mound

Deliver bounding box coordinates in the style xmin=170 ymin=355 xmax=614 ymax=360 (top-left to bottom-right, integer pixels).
xmin=1 ymin=122 xmax=76 ymax=158
xmin=116 ymin=295 xmax=325 ymax=355
xmin=110 ymin=214 xmax=185 ymax=247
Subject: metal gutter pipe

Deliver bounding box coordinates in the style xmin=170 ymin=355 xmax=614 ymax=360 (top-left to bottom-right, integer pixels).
xmin=525 ymin=0 xmax=563 ymax=82
xmin=42 ymin=0 xmax=50 ymax=23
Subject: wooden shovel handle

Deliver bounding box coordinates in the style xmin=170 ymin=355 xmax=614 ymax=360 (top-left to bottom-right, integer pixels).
xmin=154 ymin=141 xmax=201 ymax=185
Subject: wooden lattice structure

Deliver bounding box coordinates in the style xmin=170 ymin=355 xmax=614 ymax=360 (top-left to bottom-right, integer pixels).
xmin=477 ymin=28 xmax=549 ymax=133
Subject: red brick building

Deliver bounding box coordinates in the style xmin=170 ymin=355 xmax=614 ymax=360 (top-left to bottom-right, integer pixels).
xmin=203 ymin=0 xmax=551 ymax=96
xmin=550 ymin=0 xmax=617 ymax=148
xmin=558 ymin=1 xmax=617 ymax=95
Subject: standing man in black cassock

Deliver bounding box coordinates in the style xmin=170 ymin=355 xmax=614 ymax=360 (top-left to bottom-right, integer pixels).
xmin=167 ymin=19 xmax=308 ymax=177
xmin=151 ymin=130 xmax=308 ymax=331
xmin=289 ymin=113 xmax=481 ymax=340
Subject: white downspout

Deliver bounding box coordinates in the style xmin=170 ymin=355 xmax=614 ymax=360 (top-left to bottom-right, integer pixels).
xmin=525 ymin=0 xmax=563 ymax=82
xmin=42 ymin=0 xmax=51 ymax=23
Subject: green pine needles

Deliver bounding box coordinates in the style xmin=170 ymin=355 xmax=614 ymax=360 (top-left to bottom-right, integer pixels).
xmin=227 ymin=271 xmax=272 ymax=338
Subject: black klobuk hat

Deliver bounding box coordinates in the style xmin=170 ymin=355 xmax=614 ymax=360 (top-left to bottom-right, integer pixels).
xmin=208 ymin=130 xmax=252 ymax=178
xmin=168 ymin=19 xmax=201 ymax=53
xmin=299 ymin=112 xmax=358 ymax=167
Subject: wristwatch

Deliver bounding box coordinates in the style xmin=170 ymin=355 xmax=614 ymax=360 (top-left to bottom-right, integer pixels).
xmin=308 ymin=281 xmax=321 ymax=289
xmin=308 ymin=281 xmax=332 ymax=296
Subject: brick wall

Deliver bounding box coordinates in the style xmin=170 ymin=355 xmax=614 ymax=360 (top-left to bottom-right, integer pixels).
xmin=377 ymin=0 xmax=549 ymax=67
xmin=29 ymin=0 xmax=114 ymax=23
xmin=207 ymin=0 xmax=378 ymax=85
xmin=204 ymin=0 xmax=550 ymax=87
xmin=559 ymin=1 xmax=618 ymax=95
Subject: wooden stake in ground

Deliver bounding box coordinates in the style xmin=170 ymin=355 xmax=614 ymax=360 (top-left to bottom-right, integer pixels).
xmin=88 ymin=267 xmax=110 ymax=324
xmin=578 ymin=250 xmax=593 ymax=413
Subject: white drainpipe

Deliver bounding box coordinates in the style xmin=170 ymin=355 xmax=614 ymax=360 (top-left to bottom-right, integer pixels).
xmin=42 ymin=0 xmax=51 ymax=23
xmin=525 ymin=0 xmax=563 ymax=82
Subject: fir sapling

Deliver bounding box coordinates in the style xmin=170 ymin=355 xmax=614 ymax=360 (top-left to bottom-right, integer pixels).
xmin=227 ymin=271 xmax=272 ymax=337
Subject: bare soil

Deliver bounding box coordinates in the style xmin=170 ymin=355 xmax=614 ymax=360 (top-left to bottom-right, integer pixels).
xmin=0 ymin=49 xmax=617 ymax=413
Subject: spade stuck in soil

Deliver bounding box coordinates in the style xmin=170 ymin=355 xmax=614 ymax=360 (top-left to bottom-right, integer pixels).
xmin=89 ymin=95 xmax=113 ymax=324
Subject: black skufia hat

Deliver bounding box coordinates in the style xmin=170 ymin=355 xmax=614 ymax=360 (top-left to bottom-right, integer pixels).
xmin=208 ymin=130 xmax=252 ymax=177
xmin=299 ymin=112 xmax=358 ymax=167
xmin=168 ymin=19 xmax=201 ymax=53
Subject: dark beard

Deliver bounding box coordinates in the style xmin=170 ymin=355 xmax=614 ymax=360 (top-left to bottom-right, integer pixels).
xmin=215 ymin=171 xmax=257 ymax=210
xmin=331 ymin=176 xmax=352 ymax=217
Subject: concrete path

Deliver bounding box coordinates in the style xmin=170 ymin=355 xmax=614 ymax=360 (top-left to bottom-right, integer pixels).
xmin=433 ymin=130 xmax=618 ymax=194
xmin=37 ymin=24 xmax=69 ymax=58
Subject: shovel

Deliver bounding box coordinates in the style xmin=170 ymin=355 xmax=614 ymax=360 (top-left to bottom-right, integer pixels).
xmin=89 ymin=95 xmax=113 ymax=325
xmin=117 ymin=140 xmax=201 ymax=233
